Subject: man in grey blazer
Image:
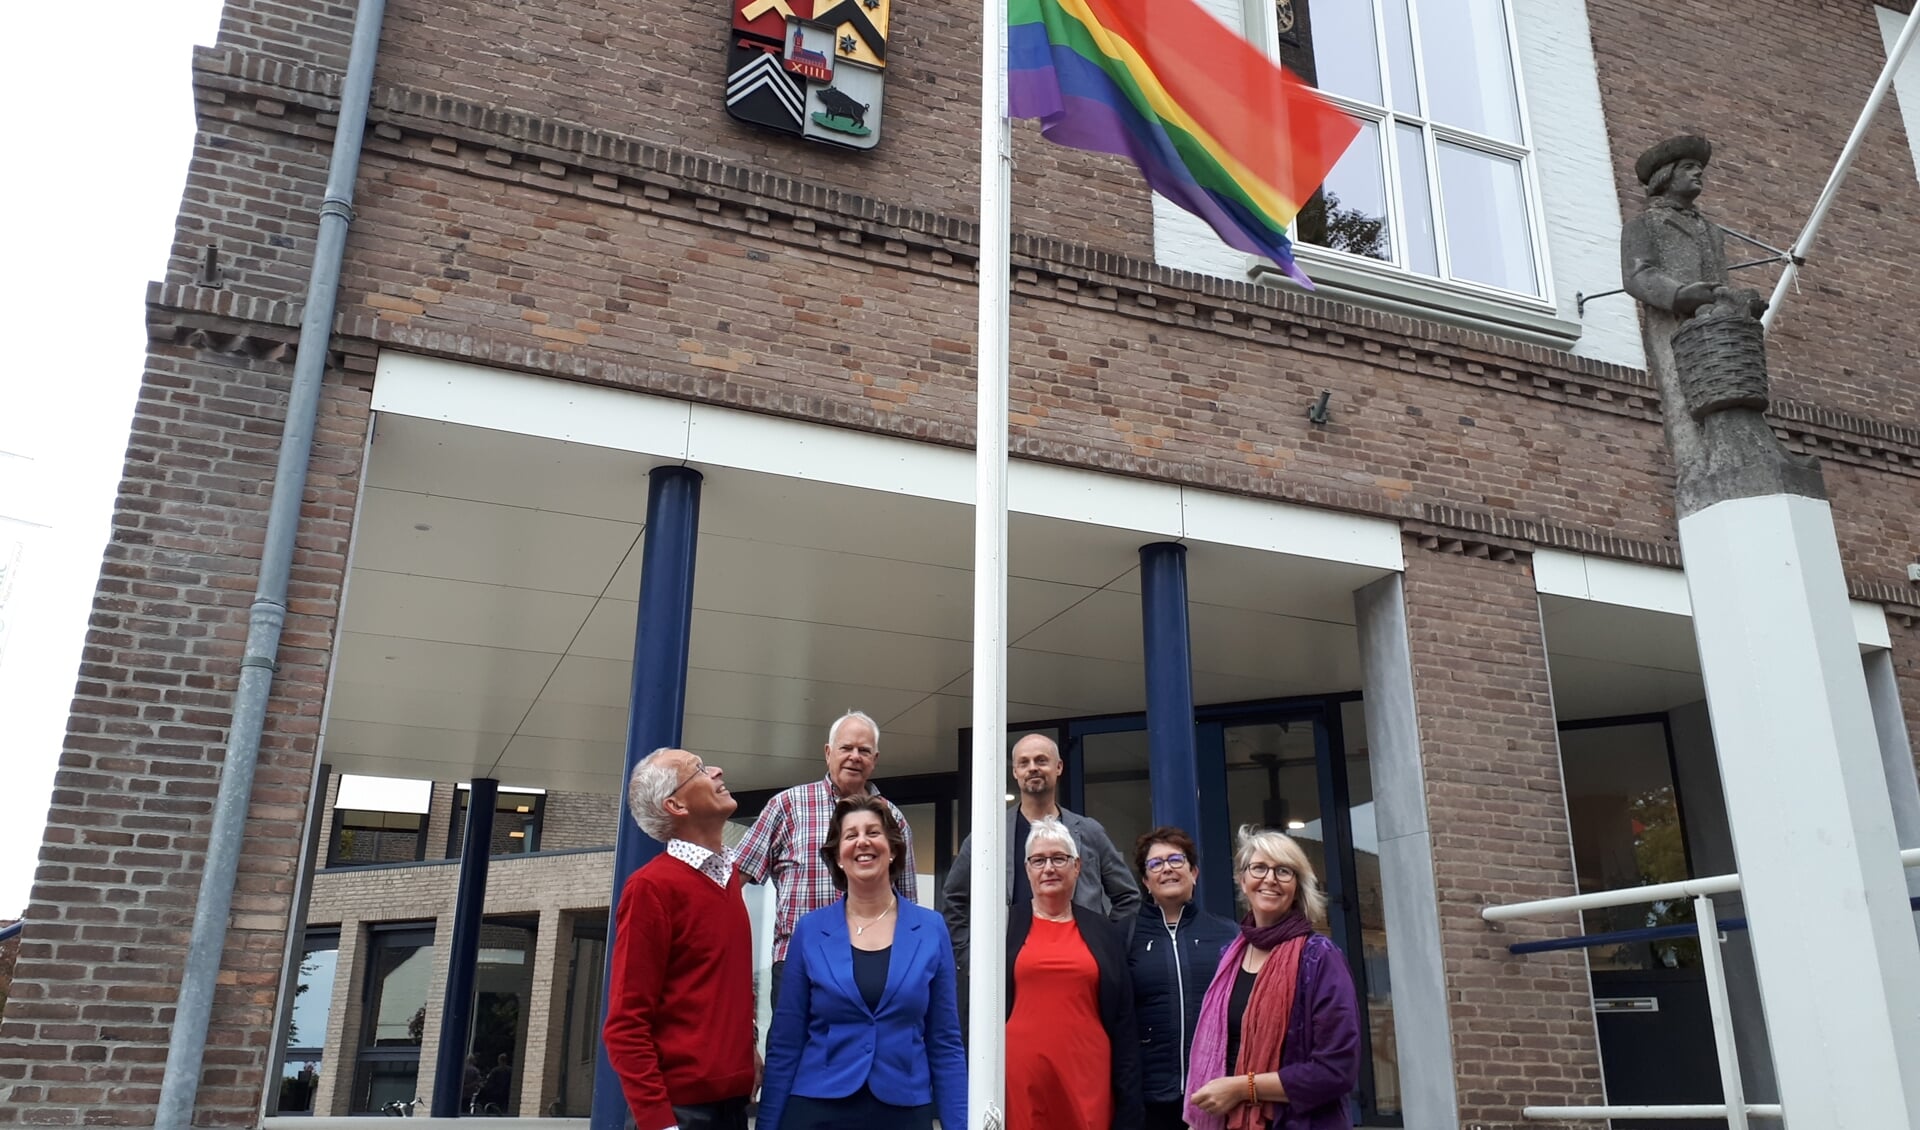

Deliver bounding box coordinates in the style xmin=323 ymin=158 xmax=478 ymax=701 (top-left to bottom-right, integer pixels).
xmin=942 ymin=732 xmax=1142 ymax=979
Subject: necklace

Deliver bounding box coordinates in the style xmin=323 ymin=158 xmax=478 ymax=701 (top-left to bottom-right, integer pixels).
xmin=1034 ymin=903 xmax=1074 ymax=923
xmin=849 ymin=896 xmax=895 ymax=936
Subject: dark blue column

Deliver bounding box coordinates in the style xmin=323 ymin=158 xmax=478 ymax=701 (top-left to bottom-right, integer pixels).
xmin=1140 ymin=542 xmax=1201 ymax=838
xmin=432 ymin=777 xmax=497 ymax=1117
xmin=591 ymin=465 xmax=702 ymax=1130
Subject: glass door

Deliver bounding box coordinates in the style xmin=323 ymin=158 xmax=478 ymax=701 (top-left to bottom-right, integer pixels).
xmin=350 ymin=924 xmax=435 ymax=1113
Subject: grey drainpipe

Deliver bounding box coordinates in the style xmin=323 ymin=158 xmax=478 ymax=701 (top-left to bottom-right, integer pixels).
xmin=153 ymin=0 xmax=387 ymax=1125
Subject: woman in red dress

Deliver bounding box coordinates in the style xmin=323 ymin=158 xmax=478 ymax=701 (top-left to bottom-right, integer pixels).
xmin=1005 ymin=816 xmax=1143 ymax=1130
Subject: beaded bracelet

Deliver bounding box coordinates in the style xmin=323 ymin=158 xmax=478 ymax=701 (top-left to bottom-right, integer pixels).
xmin=1245 ymin=1073 xmax=1258 ymax=1105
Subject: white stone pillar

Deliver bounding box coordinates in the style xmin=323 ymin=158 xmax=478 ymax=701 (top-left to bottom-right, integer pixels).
xmin=1679 ymin=493 xmax=1920 ymax=1128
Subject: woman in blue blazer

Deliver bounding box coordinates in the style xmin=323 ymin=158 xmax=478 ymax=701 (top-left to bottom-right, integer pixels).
xmin=758 ymin=795 xmax=966 ymax=1130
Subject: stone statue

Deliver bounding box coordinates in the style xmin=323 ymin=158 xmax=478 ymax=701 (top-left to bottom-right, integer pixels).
xmin=1620 ymin=135 xmax=1823 ymax=514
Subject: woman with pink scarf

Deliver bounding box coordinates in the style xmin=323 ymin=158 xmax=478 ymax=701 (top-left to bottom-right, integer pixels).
xmin=1183 ymin=827 xmax=1362 ymax=1130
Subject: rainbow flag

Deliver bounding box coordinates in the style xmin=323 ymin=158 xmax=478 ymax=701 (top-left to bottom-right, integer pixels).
xmin=1009 ymin=0 xmax=1359 ymax=286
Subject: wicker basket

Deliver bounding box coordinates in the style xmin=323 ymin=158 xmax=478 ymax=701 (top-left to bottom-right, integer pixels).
xmin=1671 ymin=308 xmax=1769 ymax=420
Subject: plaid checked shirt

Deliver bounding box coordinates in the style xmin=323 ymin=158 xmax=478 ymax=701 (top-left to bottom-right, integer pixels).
xmin=733 ymin=775 xmax=918 ymax=961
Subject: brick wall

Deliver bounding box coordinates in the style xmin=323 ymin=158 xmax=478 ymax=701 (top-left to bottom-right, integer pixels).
xmin=1586 ymin=0 xmax=1920 ymax=427
xmin=1401 ymin=538 xmax=1605 ymax=1128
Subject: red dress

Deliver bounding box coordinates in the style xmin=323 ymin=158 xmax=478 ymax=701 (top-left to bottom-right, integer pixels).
xmin=1006 ymin=917 xmax=1112 ymax=1130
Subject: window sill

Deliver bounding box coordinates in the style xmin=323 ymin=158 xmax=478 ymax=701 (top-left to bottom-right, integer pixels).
xmin=1250 ymin=252 xmax=1583 ymax=352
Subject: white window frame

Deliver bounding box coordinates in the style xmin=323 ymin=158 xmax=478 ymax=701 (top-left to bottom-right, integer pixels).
xmin=1256 ymin=0 xmax=1558 ymax=308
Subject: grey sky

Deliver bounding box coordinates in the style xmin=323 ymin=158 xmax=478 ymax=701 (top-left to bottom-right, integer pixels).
xmin=0 ymin=0 xmax=226 ymax=918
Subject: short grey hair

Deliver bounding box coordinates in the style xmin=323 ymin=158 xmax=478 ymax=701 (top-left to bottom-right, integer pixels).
xmin=828 ymin=710 xmax=881 ymax=750
xmin=626 ymin=747 xmax=680 ymax=842
xmin=1025 ymin=816 xmax=1079 ymax=860
xmin=1234 ymin=824 xmax=1327 ymax=922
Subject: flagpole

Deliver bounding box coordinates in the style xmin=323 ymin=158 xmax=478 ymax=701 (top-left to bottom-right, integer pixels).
xmin=1762 ymin=5 xmax=1919 ymax=332
xmin=968 ymin=0 xmax=1012 ymax=1121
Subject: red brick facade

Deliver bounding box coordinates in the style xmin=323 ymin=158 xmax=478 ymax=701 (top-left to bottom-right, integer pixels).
xmin=5 ymin=0 xmax=1918 ymax=1124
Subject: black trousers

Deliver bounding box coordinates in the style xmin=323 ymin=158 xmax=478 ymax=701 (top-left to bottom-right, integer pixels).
xmin=670 ymin=1095 xmax=749 ymax=1129
xmin=1144 ymin=1099 xmax=1189 ymax=1129
xmin=769 ymin=957 xmax=787 ymax=1018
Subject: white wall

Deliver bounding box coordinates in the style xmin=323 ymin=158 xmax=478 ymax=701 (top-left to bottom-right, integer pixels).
xmin=1879 ymin=6 xmax=1920 ymax=181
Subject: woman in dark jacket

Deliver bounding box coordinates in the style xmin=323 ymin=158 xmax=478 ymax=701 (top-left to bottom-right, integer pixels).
xmin=1006 ymin=816 xmax=1144 ymax=1130
xmin=1127 ymin=827 xmax=1239 ymax=1130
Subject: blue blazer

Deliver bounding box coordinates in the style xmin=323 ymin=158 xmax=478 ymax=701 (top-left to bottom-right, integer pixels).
xmin=758 ymin=899 xmax=967 ymax=1130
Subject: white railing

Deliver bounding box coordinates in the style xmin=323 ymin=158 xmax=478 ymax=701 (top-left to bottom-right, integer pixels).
xmin=1482 ymin=847 xmax=1920 ymax=1126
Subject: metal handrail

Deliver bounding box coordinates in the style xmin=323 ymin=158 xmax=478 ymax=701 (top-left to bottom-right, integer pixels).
xmin=1482 ymin=847 xmax=1920 ymax=1126
xmin=1484 ymin=847 xmax=1920 ymax=924
xmin=0 ymin=921 xmax=21 ymax=943
xmin=1505 ymin=894 xmax=1920 ymax=957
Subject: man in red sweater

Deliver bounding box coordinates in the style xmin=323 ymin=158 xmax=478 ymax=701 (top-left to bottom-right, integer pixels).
xmin=603 ymin=747 xmax=758 ymax=1129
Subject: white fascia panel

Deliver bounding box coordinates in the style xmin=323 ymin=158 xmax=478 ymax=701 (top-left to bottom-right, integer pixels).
xmin=1010 ymin=461 xmax=1185 ymax=538
xmin=371 ymin=351 xmax=1405 ymax=571
xmin=1535 ymin=548 xmax=1891 ymax=648
xmin=686 ymin=403 xmax=970 ymax=504
xmin=373 ymin=353 xmax=692 ymax=460
xmin=1180 ymin=487 xmax=1403 ymax=571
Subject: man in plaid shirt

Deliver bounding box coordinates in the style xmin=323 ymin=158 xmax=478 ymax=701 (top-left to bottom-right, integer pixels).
xmin=734 ymin=709 xmax=918 ymax=1013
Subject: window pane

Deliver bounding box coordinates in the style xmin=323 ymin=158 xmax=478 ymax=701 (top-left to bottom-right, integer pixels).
xmin=1223 ymin=721 xmax=1323 ymax=859
xmin=1307 ymin=0 xmax=1383 ymax=104
xmin=1394 ymin=124 xmax=1438 ymax=276
xmin=364 ymin=935 xmax=433 ymax=1047
xmin=279 ymin=1054 xmax=323 ymax=1114
xmin=1414 ymin=0 xmax=1521 ymax=140
xmin=467 ymin=919 xmax=538 ymax=1115
xmin=1297 ymin=120 xmax=1392 ymax=263
xmin=1080 ymin=730 xmax=1152 ymax=870
xmin=1381 ymin=0 xmax=1419 ymax=113
xmin=1561 ymin=723 xmax=1699 ymax=971
xmin=1436 ymin=142 xmax=1537 ymax=293
xmin=286 ymin=938 xmax=338 ymax=1049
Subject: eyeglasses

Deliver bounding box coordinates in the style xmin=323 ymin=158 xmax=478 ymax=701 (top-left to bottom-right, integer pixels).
xmin=1026 ymin=854 xmax=1075 ymax=871
xmin=667 ymin=760 xmax=718 ymax=798
xmin=1143 ymin=853 xmax=1189 ymax=873
xmin=1242 ymin=863 xmax=1298 ymax=882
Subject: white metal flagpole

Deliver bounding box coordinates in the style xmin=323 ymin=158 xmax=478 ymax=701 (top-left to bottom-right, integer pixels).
xmin=967 ymin=0 xmax=1012 ymax=1122
xmin=1762 ymin=5 xmax=1920 ymax=332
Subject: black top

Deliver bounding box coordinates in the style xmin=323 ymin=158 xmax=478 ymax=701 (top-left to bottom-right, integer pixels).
xmin=1223 ymin=964 xmax=1258 ymax=1075
xmin=852 ymin=944 xmax=891 ymax=1011
xmin=1011 ymin=811 xmax=1033 ymax=907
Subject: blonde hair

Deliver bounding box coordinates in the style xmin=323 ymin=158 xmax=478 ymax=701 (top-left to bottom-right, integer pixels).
xmin=1233 ymin=824 xmax=1326 ymax=923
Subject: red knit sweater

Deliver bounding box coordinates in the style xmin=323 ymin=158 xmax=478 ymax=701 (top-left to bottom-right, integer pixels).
xmin=602 ymin=851 xmax=757 ymax=1127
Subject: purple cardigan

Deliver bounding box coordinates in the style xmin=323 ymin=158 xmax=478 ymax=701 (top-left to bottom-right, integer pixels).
xmin=1186 ymin=934 xmax=1363 ymax=1130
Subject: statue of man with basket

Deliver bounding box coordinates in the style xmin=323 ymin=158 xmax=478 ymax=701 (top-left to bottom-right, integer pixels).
xmin=1620 ymin=135 xmax=1824 ymax=513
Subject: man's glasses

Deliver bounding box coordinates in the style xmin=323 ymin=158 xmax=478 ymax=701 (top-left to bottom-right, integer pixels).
xmin=667 ymin=760 xmax=717 ymax=798
xmin=1242 ymin=862 xmax=1298 ymax=882
xmin=1026 ymin=854 xmax=1075 ymax=871
xmin=1144 ymin=853 xmax=1189 ymax=873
